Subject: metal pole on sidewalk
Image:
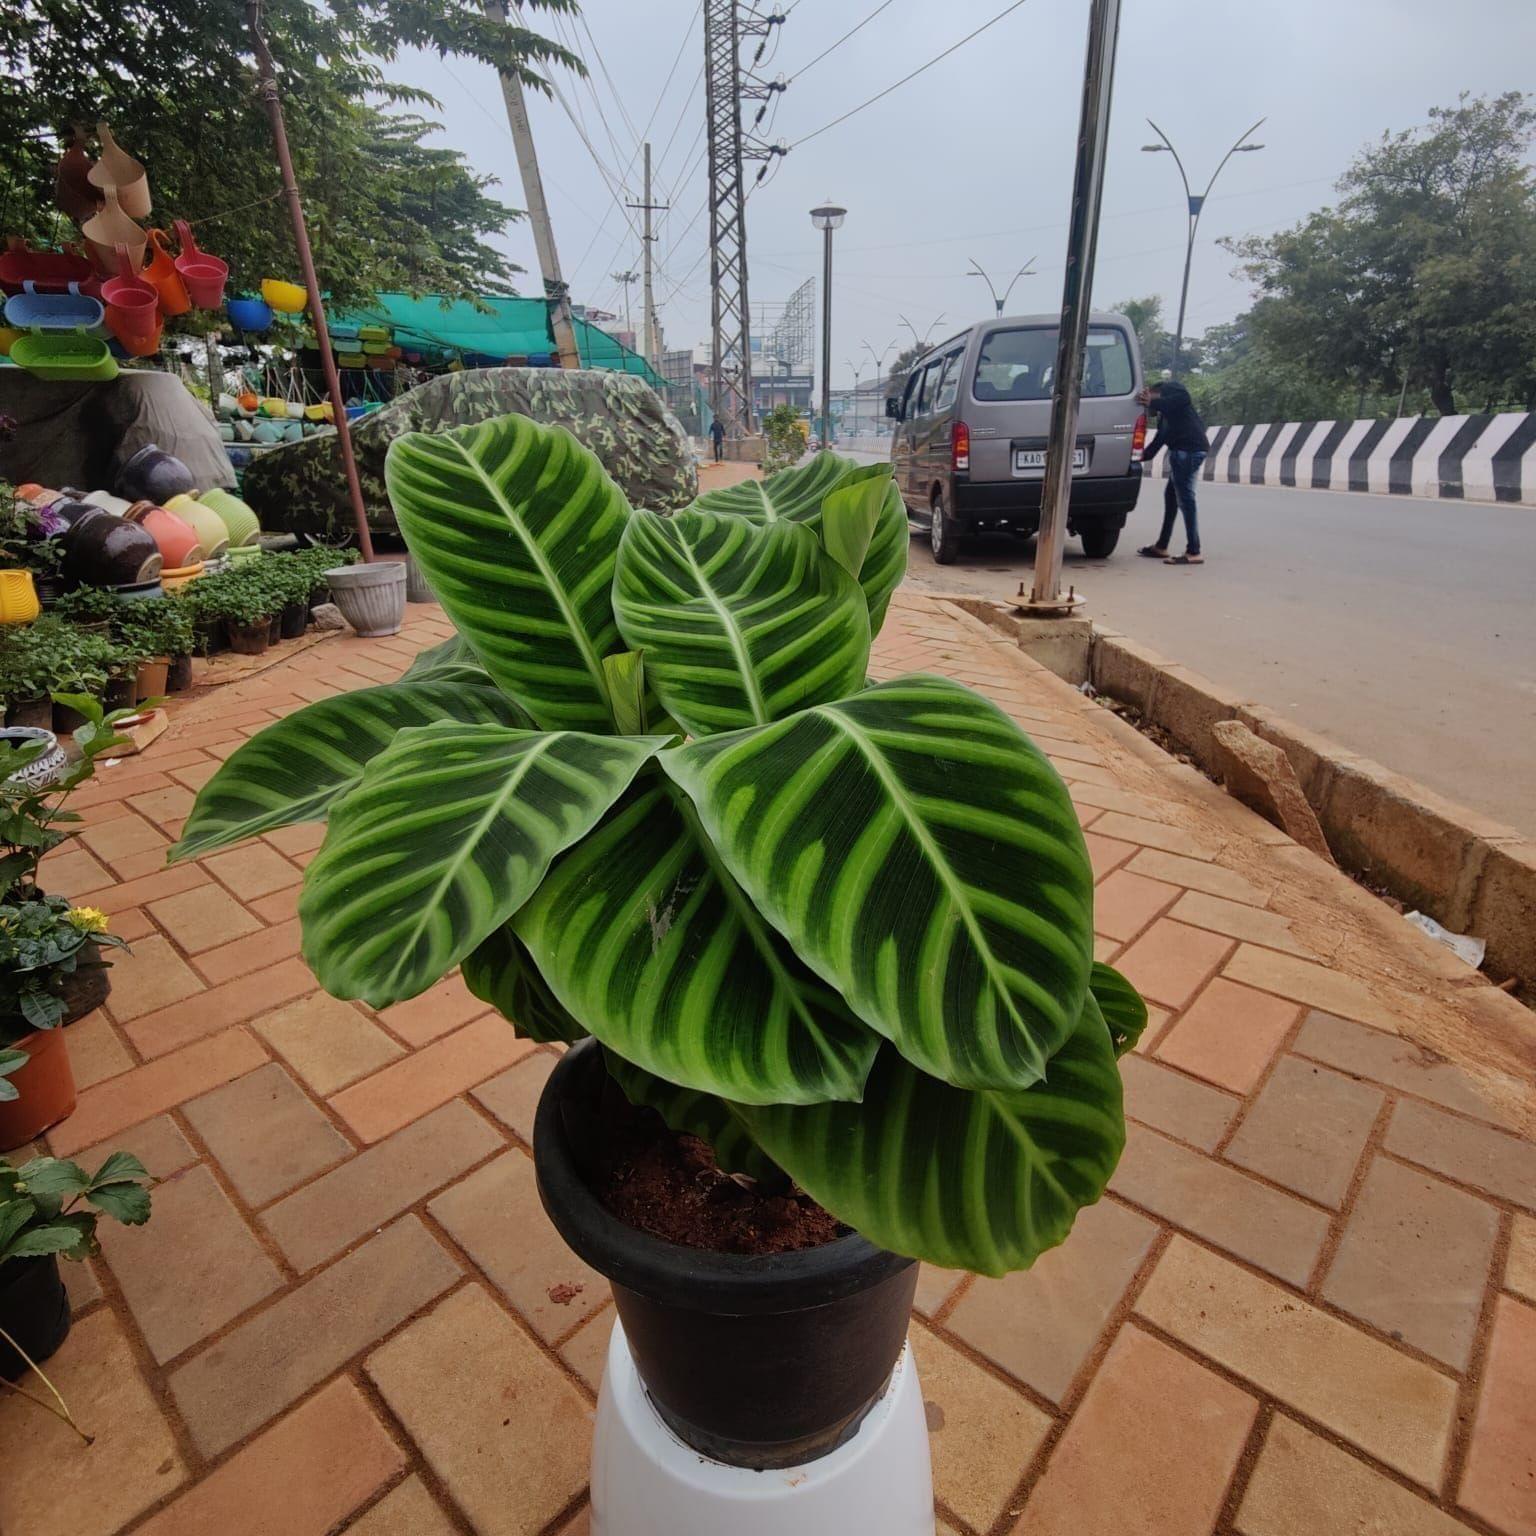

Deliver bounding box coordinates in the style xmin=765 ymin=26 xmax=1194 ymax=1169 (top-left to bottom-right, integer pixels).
xmin=482 ymin=0 xmax=582 ymax=370
xmin=1026 ymin=0 xmax=1122 ymax=613
xmin=811 ymin=203 xmax=845 ymax=449
xmin=246 ymin=0 xmax=375 ymax=561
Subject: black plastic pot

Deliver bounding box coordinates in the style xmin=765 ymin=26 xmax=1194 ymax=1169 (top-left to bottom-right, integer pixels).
xmin=51 ymin=699 xmax=92 ymax=736
xmin=166 ymin=653 xmax=193 ymax=692
xmin=0 ymin=1255 xmax=71 ymax=1382
xmin=534 ymin=1041 xmax=917 ymax=1470
xmin=279 ymin=600 xmax=308 ymax=640
xmin=5 ymin=696 xmax=52 ymax=730
xmin=60 ymin=962 xmax=112 ymax=1023
xmin=227 ymin=620 xmax=270 ymax=656
xmin=104 ymin=677 xmax=136 ymax=712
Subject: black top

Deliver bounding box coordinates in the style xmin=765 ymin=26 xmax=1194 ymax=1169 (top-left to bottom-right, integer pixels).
xmin=709 ymin=419 xmax=725 ymax=441
xmin=1142 ymin=381 xmax=1209 ymax=458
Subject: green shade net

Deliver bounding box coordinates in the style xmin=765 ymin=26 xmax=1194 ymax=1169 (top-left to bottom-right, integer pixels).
xmin=327 ymin=293 xmax=665 ymax=386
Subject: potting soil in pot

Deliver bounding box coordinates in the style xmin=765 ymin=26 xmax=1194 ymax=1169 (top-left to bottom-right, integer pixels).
xmin=591 ymin=1094 xmax=843 ymax=1256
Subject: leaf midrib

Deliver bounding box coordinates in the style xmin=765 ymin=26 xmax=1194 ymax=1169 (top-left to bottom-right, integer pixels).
xmin=812 ymin=702 xmax=1039 ymax=1081
xmin=449 ymin=436 xmax=613 ymax=720
xmin=672 ymin=530 xmax=770 ymax=725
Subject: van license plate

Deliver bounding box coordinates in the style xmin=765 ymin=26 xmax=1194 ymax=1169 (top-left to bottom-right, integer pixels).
xmin=1014 ymin=448 xmax=1087 ymax=473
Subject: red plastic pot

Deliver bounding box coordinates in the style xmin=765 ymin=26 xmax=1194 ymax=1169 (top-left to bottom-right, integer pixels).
xmin=172 ymin=221 xmax=227 ymax=309
xmin=101 ymin=246 xmax=159 ymax=346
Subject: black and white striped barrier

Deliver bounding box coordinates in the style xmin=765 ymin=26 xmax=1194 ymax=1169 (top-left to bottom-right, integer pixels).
xmin=1151 ymin=412 xmax=1536 ymax=504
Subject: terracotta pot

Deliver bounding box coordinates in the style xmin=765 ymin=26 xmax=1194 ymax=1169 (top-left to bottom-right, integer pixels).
xmin=124 ymin=501 xmax=203 ymax=567
xmin=166 ymin=653 xmax=193 ymax=692
xmin=227 ymin=619 xmax=269 ymax=655
xmin=0 ymin=1027 xmax=76 ymax=1152
xmin=135 ymin=656 xmax=169 ymax=702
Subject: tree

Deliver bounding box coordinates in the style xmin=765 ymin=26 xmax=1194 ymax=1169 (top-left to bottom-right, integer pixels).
xmin=0 ymin=0 xmax=580 ymax=310
xmin=1111 ymin=296 xmax=1182 ymax=375
xmin=885 ymin=343 xmax=927 ymax=397
xmin=1228 ymin=93 xmax=1536 ymax=414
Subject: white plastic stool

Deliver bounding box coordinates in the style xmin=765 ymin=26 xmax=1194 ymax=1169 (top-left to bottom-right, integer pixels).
xmin=590 ymin=1319 xmax=935 ymax=1536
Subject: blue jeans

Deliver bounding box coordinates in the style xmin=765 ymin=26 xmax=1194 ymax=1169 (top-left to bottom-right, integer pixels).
xmin=1157 ymin=449 xmax=1206 ymax=555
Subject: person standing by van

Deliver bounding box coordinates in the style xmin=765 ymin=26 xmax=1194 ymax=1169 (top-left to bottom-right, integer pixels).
xmin=1137 ymin=379 xmax=1209 ymax=564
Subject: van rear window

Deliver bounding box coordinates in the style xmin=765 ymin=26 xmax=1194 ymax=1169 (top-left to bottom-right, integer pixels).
xmin=972 ymin=326 xmax=1134 ymax=401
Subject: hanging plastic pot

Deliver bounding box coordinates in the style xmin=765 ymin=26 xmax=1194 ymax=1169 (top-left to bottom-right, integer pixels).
xmin=2 ymin=283 xmax=104 ymax=334
xmin=226 ymin=295 xmax=273 ymax=333
xmin=9 ymin=333 xmax=117 ymax=382
xmin=0 ymin=244 xmax=95 ymax=297
xmin=101 ymin=246 xmax=159 ymax=347
xmin=142 ymin=229 xmax=191 ymax=318
xmin=53 ymin=130 xmax=100 ymax=226
xmin=82 ymin=187 xmax=147 ymax=276
xmin=86 ymin=123 xmax=151 ymax=220
xmin=260 ymin=278 xmax=306 ymax=313
xmin=172 ymin=221 xmax=227 ymax=308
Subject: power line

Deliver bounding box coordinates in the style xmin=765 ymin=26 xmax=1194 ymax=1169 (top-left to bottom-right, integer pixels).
xmin=789 ymin=0 xmax=1032 ymax=149
xmin=784 ymin=0 xmax=899 ymax=80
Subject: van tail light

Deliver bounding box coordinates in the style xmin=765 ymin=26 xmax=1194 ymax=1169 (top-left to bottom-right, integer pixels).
xmin=1131 ymin=412 xmax=1147 ymax=460
xmin=951 ymin=420 xmax=970 ymax=472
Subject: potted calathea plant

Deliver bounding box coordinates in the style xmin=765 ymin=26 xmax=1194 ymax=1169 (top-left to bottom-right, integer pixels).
xmin=170 ymin=419 xmax=1144 ymax=1487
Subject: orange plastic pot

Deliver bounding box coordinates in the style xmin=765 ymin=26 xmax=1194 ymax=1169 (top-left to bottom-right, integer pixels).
xmin=143 ymin=229 xmax=191 ymax=317
xmin=124 ymin=501 xmax=203 ymax=567
xmin=0 ymin=1028 xmax=76 ymax=1152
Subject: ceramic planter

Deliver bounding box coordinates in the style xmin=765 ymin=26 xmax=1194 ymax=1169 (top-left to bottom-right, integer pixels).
xmin=0 ymin=1255 xmax=71 ymax=1382
xmin=161 ymin=495 xmax=230 ymax=561
xmin=404 ymin=554 xmax=435 ymax=604
xmin=0 ymin=1026 xmax=76 ymax=1154
xmin=326 ymin=561 xmax=406 ymax=637
xmin=196 ymin=487 xmax=261 ymax=548
xmin=535 ymin=1041 xmax=917 ymax=1470
xmin=58 ymin=502 xmax=162 ymax=587
xmin=0 ymin=727 xmax=67 ymax=788
xmin=227 ymin=619 xmax=270 ymax=656
xmin=124 ymin=501 xmax=203 ymax=568
xmin=117 ymin=443 xmax=196 ymax=505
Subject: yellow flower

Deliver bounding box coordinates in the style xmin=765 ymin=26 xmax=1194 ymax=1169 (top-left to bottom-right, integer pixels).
xmin=67 ymin=906 xmax=110 ymax=935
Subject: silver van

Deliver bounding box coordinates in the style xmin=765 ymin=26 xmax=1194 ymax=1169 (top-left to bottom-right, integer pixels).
xmin=887 ymin=311 xmax=1147 ymax=562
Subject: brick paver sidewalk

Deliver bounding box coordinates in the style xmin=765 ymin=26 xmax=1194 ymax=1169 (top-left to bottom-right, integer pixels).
xmin=3 ymin=590 xmax=1532 ymax=1536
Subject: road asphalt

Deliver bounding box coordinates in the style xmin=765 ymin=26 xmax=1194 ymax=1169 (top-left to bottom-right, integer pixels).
xmin=868 ymin=463 xmax=1536 ymax=836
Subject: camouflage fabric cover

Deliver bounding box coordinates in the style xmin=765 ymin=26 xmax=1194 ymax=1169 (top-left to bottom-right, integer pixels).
xmin=241 ymin=367 xmax=698 ymax=541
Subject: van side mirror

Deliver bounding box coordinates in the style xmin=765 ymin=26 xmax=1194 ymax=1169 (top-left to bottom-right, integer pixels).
xmin=885 ymin=396 xmax=902 ymax=420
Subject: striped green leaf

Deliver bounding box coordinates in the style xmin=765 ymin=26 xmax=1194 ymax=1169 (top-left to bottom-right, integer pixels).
xmin=298 ymin=724 xmax=669 ymax=1006
xmin=691 ymin=451 xmax=907 ymax=633
xmin=820 ymin=463 xmax=894 ymax=576
xmin=463 ymin=924 xmax=587 ymax=1044
xmin=170 ymin=680 xmax=528 ymax=862
xmin=1090 ymin=962 xmax=1148 ymax=1057
xmin=513 ymin=780 xmax=879 ymax=1105
xmin=614 ymin=510 xmax=871 ymax=735
xmin=663 ymin=674 xmax=1094 ymax=1091
xmin=734 ymin=996 xmax=1125 ymax=1275
xmin=400 ymin=632 xmax=490 ymax=686
xmin=604 ymin=1050 xmax=777 ymax=1181
xmin=384 ymin=416 xmax=629 ymax=731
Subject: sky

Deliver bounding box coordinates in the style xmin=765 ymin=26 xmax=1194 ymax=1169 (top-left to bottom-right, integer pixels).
xmin=393 ymin=0 xmax=1536 ymax=388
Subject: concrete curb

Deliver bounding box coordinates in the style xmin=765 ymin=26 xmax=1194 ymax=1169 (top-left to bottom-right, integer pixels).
xmin=949 ymin=597 xmax=1536 ymax=988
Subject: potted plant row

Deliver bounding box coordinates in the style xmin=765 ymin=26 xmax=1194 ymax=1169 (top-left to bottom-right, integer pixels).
xmin=171 ymin=422 xmax=1145 ymax=1498
xmin=0 ymin=477 xmax=67 ymax=611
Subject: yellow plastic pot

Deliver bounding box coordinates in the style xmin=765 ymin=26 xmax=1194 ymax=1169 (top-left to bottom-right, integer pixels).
xmin=0 ymin=326 xmax=21 ymax=357
xmin=259 ymin=396 xmax=289 ymax=418
xmin=261 ymin=278 xmax=307 ymax=313
xmin=0 ymin=569 xmax=41 ymax=625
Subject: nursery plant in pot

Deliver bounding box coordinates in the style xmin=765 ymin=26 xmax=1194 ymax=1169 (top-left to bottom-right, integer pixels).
xmin=0 ymin=1149 xmax=151 ymax=1389
xmin=0 ymin=623 xmax=58 ymax=730
xmin=116 ymin=596 xmax=193 ymax=695
xmin=170 ymin=422 xmax=1144 ymax=1513
xmin=0 ymin=478 xmax=67 ymax=611
xmin=213 ymin=573 xmax=275 ymax=655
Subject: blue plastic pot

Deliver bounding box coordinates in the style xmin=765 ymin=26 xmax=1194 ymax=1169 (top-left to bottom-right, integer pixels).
xmin=226 ymin=296 xmax=273 ymax=333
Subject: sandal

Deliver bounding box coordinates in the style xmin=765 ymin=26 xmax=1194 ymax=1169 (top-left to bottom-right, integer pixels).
xmin=1137 ymin=545 xmax=1168 ymax=558
xmin=1164 ymin=553 xmax=1204 ymax=565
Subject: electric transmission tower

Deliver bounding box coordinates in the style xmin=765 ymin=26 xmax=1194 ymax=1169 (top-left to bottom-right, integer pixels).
xmin=702 ymin=1 xmax=784 ymax=436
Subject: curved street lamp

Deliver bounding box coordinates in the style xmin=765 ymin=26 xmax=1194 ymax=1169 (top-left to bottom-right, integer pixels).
xmin=811 ymin=202 xmax=846 ymax=448
xmin=966 ymin=256 xmax=1037 ymax=316
xmin=1141 ymin=117 xmax=1265 ymax=372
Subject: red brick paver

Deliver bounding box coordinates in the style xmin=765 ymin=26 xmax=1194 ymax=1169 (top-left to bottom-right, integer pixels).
xmin=9 ymin=593 xmax=1534 ymax=1536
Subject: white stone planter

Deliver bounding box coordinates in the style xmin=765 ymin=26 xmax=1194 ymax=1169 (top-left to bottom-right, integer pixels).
xmin=325 ymin=561 xmax=406 ymax=637
xmin=403 ymin=554 xmax=435 ymax=604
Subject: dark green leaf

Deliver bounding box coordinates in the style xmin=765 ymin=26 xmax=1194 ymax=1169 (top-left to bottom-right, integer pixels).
xmin=462 ymin=924 xmax=588 ymax=1044
xmin=89 ymin=1151 xmax=149 ymax=1187
xmin=86 ymin=1182 xmax=152 ymax=1225
xmin=7 ymin=1214 xmax=96 ymax=1261
xmin=1090 ymin=962 xmax=1149 ymax=1057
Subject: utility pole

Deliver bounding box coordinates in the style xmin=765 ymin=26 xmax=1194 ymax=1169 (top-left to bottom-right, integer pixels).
xmin=625 ymin=143 xmax=669 ymax=371
xmin=611 ymin=269 xmax=639 ymax=337
xmin=481 ymin=0 xmax=581 ymax=370
xmin=1027 ymin=0 xmax=1121 ymax=614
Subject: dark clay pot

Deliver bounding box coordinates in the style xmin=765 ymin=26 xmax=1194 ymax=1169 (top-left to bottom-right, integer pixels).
xmin=0 ymin=1256 xmax=71 ymax=1381
xmin=5 ymin=696 xmax=53 ymax=730
xmin=278 ymin=600 xmax=308 ymax=639
xmin=116 ymin=443 xmax=196 ymax=505
xmin=534 ymin=1041 xmax=917 ymax=1470
xmin=58 ymin=503 xmax=162 ymax=588
xmin=167 ymin=653 xmax=193 ymax=692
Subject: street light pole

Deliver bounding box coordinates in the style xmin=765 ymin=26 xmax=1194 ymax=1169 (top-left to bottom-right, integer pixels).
xmin=967 ymin=257 xmax=1038 ymax=316
xmin=898 ymin=312 xmax=947 ymax=353
xmin=1028 ymin=0 xmax=1122 ymax=613
xmin=811 ymin=202 xmax=846 ymax=449
xmin=845 ymin=357 xmax=862 ymax=435
xmin=1142 ymin=117 xmax=1265 ymax=372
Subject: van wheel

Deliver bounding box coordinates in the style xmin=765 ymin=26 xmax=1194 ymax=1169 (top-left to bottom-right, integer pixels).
xmin=930 ymin=491 xmax=961 ymax=565
xmin=1080 ymin=524 xmax=1121 ymax=559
